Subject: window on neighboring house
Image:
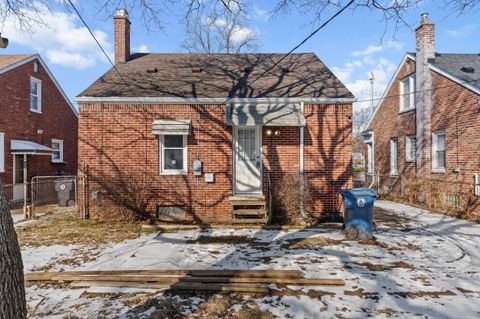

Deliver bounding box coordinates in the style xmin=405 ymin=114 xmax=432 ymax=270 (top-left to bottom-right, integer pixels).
xmin=399 ymin=74 xmax=415 ymax=112
xmin=51 ymin=139 xmax=64 ymax=163
xmin=406 ymin=136 xmax=416 ymax=162
xmin=432 ymin=131 xmax=446 ymax=172
xmin=390 ymin=138 xmax=398 ymax=175
xmin=0 ymin=132 xmax=4 ymax=173
xmin=367 ymin=143 xmax=374 ymax=174
xmin=159 ymin=135 xmax=187 ymax=174
xmin=30 ymin=77 xmax=42 ymax=113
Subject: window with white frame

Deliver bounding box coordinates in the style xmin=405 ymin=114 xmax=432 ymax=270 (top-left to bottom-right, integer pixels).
xmin=406 ymin=135 xmax=416 ymax=162
xmin=51 ymin=139 xmax=64 ymax=163
xmin=159 ymin=135 xmax=187 ymax=174
xmin=399 ymin=74 xmax=415 ymax=112
xmin=30 ymin=77 xmax=42 ymax=113
xmin=390 ymin=138 xmax=398 ymax=175
xmin=0 ymin=132 xmax=4 ymax=173
xmin=432 ymin=131 xmax=446 ymax=171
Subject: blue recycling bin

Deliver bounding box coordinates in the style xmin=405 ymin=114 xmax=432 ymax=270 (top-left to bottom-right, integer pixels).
xmin=338 ymin=188 xmax=377 ymax=240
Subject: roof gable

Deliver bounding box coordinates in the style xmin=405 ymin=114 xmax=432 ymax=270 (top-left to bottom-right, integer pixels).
xmin=0 ymin=54 xmax=78 ymax=117
xmin=77 ymin=53 xmax=354 ymax=101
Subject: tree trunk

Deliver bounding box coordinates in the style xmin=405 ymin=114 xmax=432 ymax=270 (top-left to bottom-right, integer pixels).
xmin=0 ymin=181 xmax=27 ymax=319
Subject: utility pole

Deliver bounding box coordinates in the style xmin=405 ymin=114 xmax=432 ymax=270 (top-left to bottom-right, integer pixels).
xmin=369 ymin=71 xmax=375 ymax=115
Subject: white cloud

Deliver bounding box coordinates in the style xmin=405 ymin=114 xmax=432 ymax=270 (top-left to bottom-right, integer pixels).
xmin=253 ymin=6 xmax=270 ymax=22
xmin=133 ymin=44 xmax=149 ymax=53
xmin=3 ymin=8 xmax=112 ymax=69
xmin=352 ymin=40 xmax=403 ymax=57
xmin=446 ymin=24 xmax=476 ymax=38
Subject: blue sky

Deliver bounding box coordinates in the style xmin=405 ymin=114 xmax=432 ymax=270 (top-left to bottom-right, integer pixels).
xmin=1 ymin=1 xmax=479 ymax=111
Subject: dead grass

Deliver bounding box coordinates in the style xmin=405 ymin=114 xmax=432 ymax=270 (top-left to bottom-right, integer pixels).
xmin=17 ymin=211 xmax=155 ymax=247
xmin=187 ymin=235 xmax=253 ymax=245
xmin=284 ymin=235 xmax=345 ymax=249
xmin=359 ymin=261 xmax=414 ymax=272
xmin=388 ymin=290 xmax=456 ymax=299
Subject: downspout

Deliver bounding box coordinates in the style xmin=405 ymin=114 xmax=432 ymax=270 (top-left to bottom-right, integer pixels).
xmin=299 ymin=102 xmax=306 ymax=220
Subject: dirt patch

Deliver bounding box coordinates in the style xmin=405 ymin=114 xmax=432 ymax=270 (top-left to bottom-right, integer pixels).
xmin=389 ymin=290 xmax=456 ymax=299
xmin=457 ymin=287 xmax=475 ymax=294
xmin=284 ymin=236 xmax=345 ymax=249
xmin=358 ymin=237 xmax=388 ymax=248
xmin=344 ymin=288 xmax=379 ymax=299
xmin=359 ymin=261 xmax=414 ymax=272
xmin=17 ymin=211 xmax=155 ymax=247
xmin=122 ymin=294 xmax=276 ymax=319
xmin=187 ymin=236 xmax=253 ymax=245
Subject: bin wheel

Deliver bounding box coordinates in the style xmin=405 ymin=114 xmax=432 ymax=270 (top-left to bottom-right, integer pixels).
xmin=345 ymin=227 xmax=359 ymax=240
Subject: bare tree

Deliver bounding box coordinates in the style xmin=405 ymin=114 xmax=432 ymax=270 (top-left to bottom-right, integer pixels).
xmin=1 ymin=0 xmax=479 ymax=33
xmin=181 ymin=9 xmax=258 ymax=53
xmin=0 ymin=181 xmax=26 ymax=319
xmin=352 ymin=106 xmax=371 ymax=137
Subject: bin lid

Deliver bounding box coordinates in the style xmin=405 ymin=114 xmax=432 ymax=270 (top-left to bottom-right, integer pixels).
xmin=338 ymin=188 xmax=377 ymax=198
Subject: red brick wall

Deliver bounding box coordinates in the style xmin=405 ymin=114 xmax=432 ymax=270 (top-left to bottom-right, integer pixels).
xmin=0 ymin=58 xmax=78 ymax=186
xmin=78 ymin=103 xmax=352 ymax=223
xmin=367 ymin=57 xmax=480 ymax=218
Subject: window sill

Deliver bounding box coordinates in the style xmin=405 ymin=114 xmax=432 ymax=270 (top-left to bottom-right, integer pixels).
xmin=398 ymin=107 xmax=415 ymax=115
xmin=30 ymin=109 xmax=42 ymax=114
xmin=51 ymin=161 xmax=66 ymax=164
xmin=160 ymin=171 xmax=187 ymax=176
xmin=431 ymin=168 xmax=446 ymax=174
xmin=390 ymin=174 xmax=399 ymax=178
xmin=405 ymin=159 xmax=415 ymax=163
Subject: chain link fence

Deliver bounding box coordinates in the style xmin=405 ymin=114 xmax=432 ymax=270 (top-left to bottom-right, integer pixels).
xmin=1 ymin=175 xmax=86 ymax=220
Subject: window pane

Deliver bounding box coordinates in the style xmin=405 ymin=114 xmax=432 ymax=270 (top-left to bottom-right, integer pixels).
xmin=31 ymin=96 xmax=38 ymax=110
xmin=164 ymin=135 xmax=184 ymax=148
xmin=30 ymin=81 xmax=38 ymax=95
xmin=437 ymin=134 xmax=445 ymax=150
xmin=402 ymin=78 xmax=410 ymax=109
xmin=53 ymin=151 xmax=61 ymax=160
xmin=437 ymin=150 xmax=445 ymax=168
xmin=164 ymin=149 xmax=183 ymax=170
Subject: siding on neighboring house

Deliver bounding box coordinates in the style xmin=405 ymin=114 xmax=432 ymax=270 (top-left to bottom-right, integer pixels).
xmin=0 ymin=57 xmax=78 ymax=185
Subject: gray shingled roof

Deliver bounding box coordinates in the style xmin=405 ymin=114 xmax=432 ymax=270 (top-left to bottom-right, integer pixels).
xmin=78 ymin=53 xmax=354 ymax=99
xmin=431 ymin=53 xmax=480 ymax=90
xmin=409 ymin=52 xmax=480 ymax=90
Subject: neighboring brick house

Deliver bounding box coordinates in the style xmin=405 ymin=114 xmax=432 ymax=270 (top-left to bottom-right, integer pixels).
xmin=363 ymin=14 xmax=480 ymax=219
xmin=0 ymin=54 xmax=78 ymax=202
xmin=77 ymin=9 xmax=354 ymax=224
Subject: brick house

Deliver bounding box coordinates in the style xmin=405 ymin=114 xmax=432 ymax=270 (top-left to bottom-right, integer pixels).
xmin=76 ymin=9 xmax=354 ymax=224
xmin=0 ymin=54 xmax=78 ymax=203
xmin=363 ymin=14 xmax=480 ymax=220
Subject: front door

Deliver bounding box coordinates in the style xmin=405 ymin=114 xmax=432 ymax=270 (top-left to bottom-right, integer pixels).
xmin=13 ymin=154 xmax=26 ymax=201
xmin=234 ymin=126 xmax=262 ymax=194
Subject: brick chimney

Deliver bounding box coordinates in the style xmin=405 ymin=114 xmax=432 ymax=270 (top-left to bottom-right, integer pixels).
xmin=415 ymin=13 xmax=435 ymax=174
xmin=114 ymin=8 xmax=130 ymax=64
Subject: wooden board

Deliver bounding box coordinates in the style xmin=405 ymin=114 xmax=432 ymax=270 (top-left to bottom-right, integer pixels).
xmin=70 ymin=281 xmax=171 ymax=289
xmin=187 ymin=270 xmax=303 ymax=278
xmin=179 ymin=276 xmax=345 ymax=286
xmin=170 ymin=282 xmax=270 ymax=294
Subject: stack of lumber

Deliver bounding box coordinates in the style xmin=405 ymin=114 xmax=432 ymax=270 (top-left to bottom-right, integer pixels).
xmin=25 ymin=269 xmax=344 ymax=295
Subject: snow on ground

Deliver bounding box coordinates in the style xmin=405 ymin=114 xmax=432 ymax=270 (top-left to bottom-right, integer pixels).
xmin=22 ymin=200 xmax=480 ymax=318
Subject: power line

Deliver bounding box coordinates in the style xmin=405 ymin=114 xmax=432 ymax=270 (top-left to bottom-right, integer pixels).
xmin=243 ymin=0 xmax=356 ymax=93
xmin=354 ymin=77 xmax=480 ymax=105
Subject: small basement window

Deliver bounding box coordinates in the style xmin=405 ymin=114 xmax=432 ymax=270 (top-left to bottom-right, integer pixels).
xmin=156 ymin=205 xmax=186 ymax=220
xmin=159 ymin=135 xmax=187 ymax=174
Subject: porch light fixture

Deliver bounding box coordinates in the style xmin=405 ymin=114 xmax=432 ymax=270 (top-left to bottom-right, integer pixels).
xmin=265 ymin=129 xmax=280 ymax=137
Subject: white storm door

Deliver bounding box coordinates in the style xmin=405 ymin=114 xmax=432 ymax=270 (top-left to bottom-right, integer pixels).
xmin=234 ymin=126 xmax=262 ymax=194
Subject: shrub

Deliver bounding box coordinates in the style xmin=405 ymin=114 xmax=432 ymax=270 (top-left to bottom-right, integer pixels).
xmin=272 ymin=172 xmax=312 ymax=225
